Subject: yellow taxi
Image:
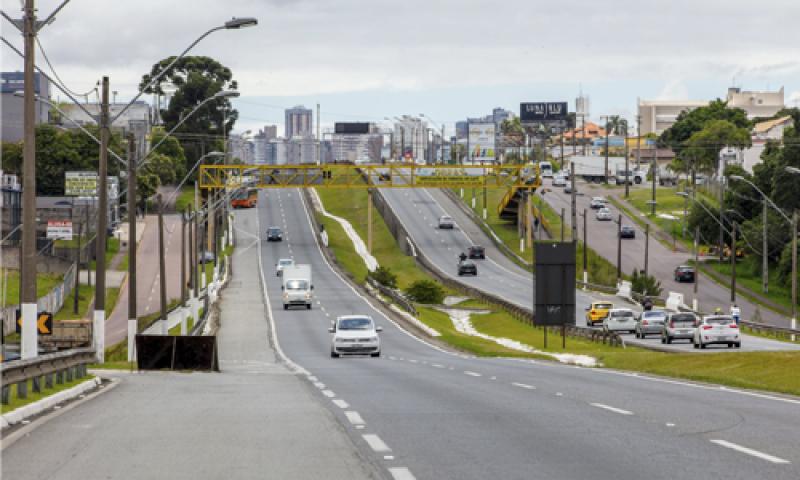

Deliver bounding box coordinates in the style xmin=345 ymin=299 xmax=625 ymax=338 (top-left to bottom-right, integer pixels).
xmin=585 ymin=301 xmax=613 ymax=326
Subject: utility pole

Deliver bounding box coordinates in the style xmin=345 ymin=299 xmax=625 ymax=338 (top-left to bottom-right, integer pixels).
xmin=731 ymin=221 xmax=737 ymax=303
xmin=440 ymin=124 xmax=445 ymax=165
xmin=367 ymin=190 xmax=373 ymax=253
xmin=604 ymin=117 xmax=610 ymax=184
xmin=644 ymin=224 xmax=650 ymax=278
xmin=94 ymin=76 xmax=110 ymax=363
xmin=126 ymin=133 xmax=137 ymax=362
xmin=570 ymin=161 xmax=577 ymax=243
xmin=73 ymin=218 xmax=82 ymax=315
xmin=624 ymin=122 xmax=630 ymax=198
xmin=763 ymin=201 xmax=769 ymax=293
xmin=581 ymin=114 xmax=586 ymax=156
xmin=651 ymin=150 xmax=657 ymax=216
xmin=616 ymin=214 xmax=622 ymax=282
xmin=559 ymin=132 xmax=564 ymax=170
xmin=635 ymin=114 xmax=642 ymax=169
xmin=180 ymin=208 xmax=187 ymax=335
xmin=560 ymin=208 xmax=565 ymax=241
xmin=20 ymin=0 xmax=39 ymax=360
xmin=791 ymin=211 xmax=797 ymax=338
xmin=157 ymin=194 xmax=168 ymax=334
xmin=582 ymin=209 xmax=588 ymax=285
xmin=694 ymin=226 xmax=700 ymax=311
xmin=316 ymin=103 xmax=321 ymax=165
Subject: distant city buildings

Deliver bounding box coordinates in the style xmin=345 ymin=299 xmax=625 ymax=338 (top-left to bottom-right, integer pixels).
xmin=285 ymin=105 xmax=313 ymax=139
xmin=331 ymin=123 xmax=383 ymax=163
xmin=1 ymin=71 xmax=51 ymax=142
xmin=59 ymin=101 xmax=152 ymax=155
xmin=392 ymin=116 xmax=426 ymax=162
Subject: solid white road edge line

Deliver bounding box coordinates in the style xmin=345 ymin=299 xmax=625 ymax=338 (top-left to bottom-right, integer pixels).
xmin=362 ymin=433 xmax=391 ymax=453
xmin=709 ymin=439 xmax=790 ymax=464
xmin=590 ymin=403 xmax=634 ymax=415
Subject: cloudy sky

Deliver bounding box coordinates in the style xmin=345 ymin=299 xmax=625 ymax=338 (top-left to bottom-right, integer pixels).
xmin=2 ymin=0 xmax=799 ymax=134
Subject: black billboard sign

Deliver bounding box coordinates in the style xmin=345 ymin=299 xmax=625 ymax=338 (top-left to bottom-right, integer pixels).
xmin=520 ymin=102 xmax=569 ymax=122
xmin=334 ymin=122 xmax=371 ymax=135
xmin=534 ymin=242 xmax=576 ymax=326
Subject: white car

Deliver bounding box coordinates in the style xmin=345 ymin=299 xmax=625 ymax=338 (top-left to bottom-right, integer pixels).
xmin=552 ymin=175 xmax=567 ymax=187
xmin=693 ymin=315 xmax=741 ymax=349
xmin=589 ymin=197 xmax=607 ymax=209
xmin=329 ymin=315 xmax=382 ymax=358
xmin=276 ymin=258 xmax=294 ymax=277
xmin=595 ymin=207 xmax=612 ymax=221
xmin=603 ymin=308 xmax=637 ymax=334
xmin=438 ymin=215 xmax=455 ymax=229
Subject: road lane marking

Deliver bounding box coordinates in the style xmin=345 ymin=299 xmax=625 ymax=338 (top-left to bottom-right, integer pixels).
xmin=356 ymin=425 xmax=365 ymax=429
xmin=590 ymin=403 xmax=633 ymax=415
xmin=322 ymin=390 xmax=336 ymax=398
xmin=432 ymin=363 xmax=444 ymax=368
xmin=332 ymin=399 xmax=349 ymax=409
xmin=362 ymin=434 xmax=391 ymax=452
xmin=408 ymin=359 xmax=418 ymax=363
xmin=512 ymin=382 xmax=536 ymax=390
xmin=345 ymin=411 xmax=365 ymax=425
xmin=666 ymin=423 xmax=675 ymax=427
xmin=389 ymin=467 xmax=416 ymax=480
xmin=313 ymin=382 xmax=325 ymax=389
xmin=384 ymin=455 xmax=395 ymax=460
xmin=710 ymin=440 xmax=790 ymax=464
xmin=464 ymin=371 xmax=482 ymax=377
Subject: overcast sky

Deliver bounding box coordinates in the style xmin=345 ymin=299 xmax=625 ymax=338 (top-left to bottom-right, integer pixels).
xmin=2 ymin=0 xmax=799 ymax=134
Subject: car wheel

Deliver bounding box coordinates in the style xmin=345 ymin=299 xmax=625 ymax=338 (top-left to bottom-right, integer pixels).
xmin=331 ymin=351 xmax=339 ymax=358
xmin=735 ymin=342 xmax=741 ymax=348
xmin=283 ymin=304 xmax=288 ymax=310
xmin=693 ymin=339 xmax=698 ymax=349
xmin=307 ymin=304 xmax=312 ymax=310
xmin=371 ymin=352 xmax=381 ymax=358
xmin=666 ymin=336 xmax=673 ymax=344
xmin=661 ymin=336 xmax=666 ymax=344
xmin=728 ymin=343 xmax=733 ymax=348
xmin=700 ymin=341 xmax=706 ymax=349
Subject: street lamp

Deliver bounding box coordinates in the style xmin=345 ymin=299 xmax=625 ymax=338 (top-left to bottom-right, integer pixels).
xmin=783 ymin=166 xmax=800 ymax=337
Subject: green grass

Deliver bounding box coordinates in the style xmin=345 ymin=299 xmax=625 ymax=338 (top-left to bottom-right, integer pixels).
xmin=116 ymin=252 xmax=129 ymax=272
xmin=0 ymin=270 xmax=64 ymax=308
xmin=52 ymin=285 xmax=120 ymax=321
xmin=706 ymin=256 xmax=794 ymax=313
xmin=168 ymin=315 xmax=195 ymax=335
xmin=0 ymin=375 xmax=95 ymax=413
xmin=89 ymin=237 xmax=120 ymax=271
xmin=175 ymin=185 xmax=196 ymax=213
xmin=54 ymin=236 xmax=86 ymax=249
xmin=136 ymin=299 xmax=181 ymax=332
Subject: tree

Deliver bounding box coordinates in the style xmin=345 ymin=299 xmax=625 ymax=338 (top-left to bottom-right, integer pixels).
xmin=149 ymin=128 xmax=187 ymax=181
xmin=687 ymin=199 xmax=728 ymax=247
xmin=631 ymin=269 xmax=663 ymax=297
xmin=404 ymin=280 xmax=445 ymax=304
xmin=659 ymin=100 xmax=750 ymax=156
xmin=501 ymin=117 xmax=524 ymax=146
xmin=368 ymin=266 xmax=397 ymax=289
xmin=681 ymin=119 xmax=751 ymax=174
xmin=139 ymin=56 xmax=238 ymax=173
xmin=722 ymin=165 xmax=760 ymax=223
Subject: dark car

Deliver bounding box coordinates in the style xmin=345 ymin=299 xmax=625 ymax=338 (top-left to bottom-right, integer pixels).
xmin=620 ymin=225 xmax=636 ymax=239
xmin=674 ymin=265 xmax=695 ymax=283
xmin=267 ymin=226 xmax=283 ymax=242
xmin=458 ymin=260 xmax=478 ymax=276
xmin=468 ymin=245 xmax=485 ymax=259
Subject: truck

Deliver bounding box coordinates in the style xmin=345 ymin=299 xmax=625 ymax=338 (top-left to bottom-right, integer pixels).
xmin=569 ymin=156 xmax=627 ymax=183
xmin=656 ymin=164 xmax=678 ymax=186
xmin=282 ymin=264 xmax=313 ymax=310
xmin=614 ymin=167 xmax=648 ymax=185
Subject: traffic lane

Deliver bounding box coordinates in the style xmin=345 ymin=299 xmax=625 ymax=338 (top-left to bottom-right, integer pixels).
xmin=257 ymin=190 xmax=800 ymax=479
xmin=543 ymin=184 xmax=793 ymax=329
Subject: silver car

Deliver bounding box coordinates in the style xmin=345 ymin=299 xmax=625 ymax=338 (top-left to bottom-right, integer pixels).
xmin=276 ymin=258 xmax=294 ymax=277
xmin=694 ymin=315 xmax=741 ymax=349
xmin=595 ymin=207 xmax=612 ymax=221
xmin=661 ymin=311 xmax=698 ymax=344
xmin=635 ymin=310 xmax=667 ymax=338
xmin=603 ymin=308 xmax=637 ymax=334
xmin=438 ymin=215 xmax=455 ymax=229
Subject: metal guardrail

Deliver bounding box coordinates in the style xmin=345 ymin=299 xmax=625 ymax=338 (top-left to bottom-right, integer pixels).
xmin=366 ymin=278 xmax=417 ymax=316
xmin=1 ymin=347 xmax=96 ymax=405
xmin=738 ymin=320 xmax=800 ymax=343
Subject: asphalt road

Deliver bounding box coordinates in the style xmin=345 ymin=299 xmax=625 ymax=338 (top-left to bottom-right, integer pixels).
xmin=254 ymin=188 xmax=800 ymax=479
xmin=379 ymin=188 xmax=797 ymax=353
xmin=539 ymin=179 xmax=793 ymax=329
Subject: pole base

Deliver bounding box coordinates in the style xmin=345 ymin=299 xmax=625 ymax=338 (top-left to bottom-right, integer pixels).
xmin=127 ymin=319 xmax=137 ymax=362
xmin=93 ymin=309 xmax=105 ymax=363
xmin=692 ymin=298 xmax=699 ymax=312
xmin=21 ymin=303 xmax=38 ymax=360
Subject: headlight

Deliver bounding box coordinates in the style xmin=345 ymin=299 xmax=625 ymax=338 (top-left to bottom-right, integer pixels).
xmin=282 ymin=293 xmax=288 ymax=299
xmin=305 ymin=292 xmax=311 ymax=299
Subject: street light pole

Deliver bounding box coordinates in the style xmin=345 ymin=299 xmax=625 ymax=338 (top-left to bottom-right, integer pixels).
xmin=94 ymin=76 xmax=110 ymax=363
xmin=731 ymin=221 xmax=737 ymax=303
xmin=616 ymin=214 xmax=622 ymax=282
xmin=763 ymin=201 xmax=769 ymax=293
xmin=791 ymin=211 xmax=797 ymax=338
xmin=644 ymin=223 xmax=650 ymax=278
xmin=126 ymin=133 xmax=138 ymax=362
xmin=694 ymin=226 xmax=700 ymax=311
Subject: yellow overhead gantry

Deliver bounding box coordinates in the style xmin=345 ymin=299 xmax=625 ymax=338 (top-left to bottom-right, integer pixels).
xmin=198 ymin=164 xmax=540 ymax=190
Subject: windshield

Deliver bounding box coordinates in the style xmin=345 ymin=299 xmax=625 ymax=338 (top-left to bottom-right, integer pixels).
xmin=286 ymin=280 xmax=308 ymax=290
xmin=612 ymin=311 xmax=633 ymax=318
xmin=279 ymin=260 xmax=293 ymax=266
xmin=705 ymin=316 xmax=733 ymax=325
xmin=643 ymin=312 xmax=666 ymax=320
xmin=671 ymin=313 xmax=696 ymax=324
xmin=269 ymin=228 xmax=281 ymax=234
xmin=594 ymin=303 xmax=612 ymax=310
xmin=338 ymin=318 xmax=373 ymax=330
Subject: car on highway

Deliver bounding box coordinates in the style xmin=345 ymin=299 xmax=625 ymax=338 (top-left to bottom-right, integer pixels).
xmin=693 ymin=315 xmax=741 ymax=349
xmin=585 ymin=301 xmax=613 ymax=326
xmin=457 ymin=259 xmax=478 ymax=276
xmin=674 ymin=265 xmax=695 ymax=283
xmin=603 ymin=308 xmax=637 ymax=333
xmin=276 ymin=258 xmax=294 ymax=276
xmin=329 ymin=315 xmax=382 ymax=358
xmin=552 ymin=175 xmax=567 ymax=187
xmin=635 ymin=310 xmax=667 ymax=338
xmin=595 ymin=208 xmax=612 ymax=221
xmin=266 ymin=226 xmax=283 ymax=242
xmin=468 ymin=245 xmax=485 ymax=259
xmin=661 ymin=311 xmax=698 ymax=344
xmin=589 ymin=197 xmax=607 ymax=209
xmin=564 ymin=184 xmax=576 ymax=194
xmin=438 ymin=215 xmax=455 ymax=229
xmin=620 ymin=225 xmax=636 ymax=239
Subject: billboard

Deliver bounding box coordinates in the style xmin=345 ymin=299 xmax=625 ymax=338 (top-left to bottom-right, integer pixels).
xmin=534 ymin=242 xmax=576 ymax=326
xmin=47 ymin=220 xmax=73 ymax=240
xmin=334 ymin=122 xmax=371 ymax=135
xmin=468 ymin=123 xmax=495 ymax=162
xmin=520 ymin=102 xmax=569 ymax=122
xmin=65 ymin=171 xmax=98 ymax=196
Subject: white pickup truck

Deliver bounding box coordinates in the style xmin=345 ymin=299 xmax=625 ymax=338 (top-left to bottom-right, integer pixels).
xmin=282 ymin=264 xmax=313 ymax=310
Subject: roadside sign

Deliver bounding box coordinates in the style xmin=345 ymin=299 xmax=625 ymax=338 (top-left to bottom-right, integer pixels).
xmin=47 ymin=220 xmax=73 ymax=240
xmin=16 ymin=312 xmax=54 ymax=335
xmin=65 ymin=171 xmax=98 ymax=196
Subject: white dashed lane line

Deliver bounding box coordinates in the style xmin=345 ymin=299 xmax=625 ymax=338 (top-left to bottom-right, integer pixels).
xmin=332 ymin=399 xmax=349 ymax=409
xmin=362 ymin=434 xmax=391 ymax=453
xmin=710 ymin=440 xmax=790 ymax=464
xmin=464 ymin=371 xmax=482 ymax=377
xmin=322 ymin=389 xmax=336 ymax=398
xmin=512 ymin=382 xmax=536 ymax=390
xmin=389 ymin=467 xmax=417 ymax=480
xmin=345 ymin=411 xmax=365 ymax=426
xmin=313 ymin=382 xmax=325 ymax=389
xmin=590 ymin=403 xmax=633 ymax=416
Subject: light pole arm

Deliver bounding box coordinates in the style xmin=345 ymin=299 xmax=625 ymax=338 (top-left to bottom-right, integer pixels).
xmin=37 ymin=0 xmax=72 ymax=32
xmin=113 ymin=26 xmax=224 ymax=124
xmin=736 ymin=177 xmax=792 ymax=224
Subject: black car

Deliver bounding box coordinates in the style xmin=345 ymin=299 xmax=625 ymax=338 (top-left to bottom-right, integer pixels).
xmin=674 ymin=265 xmax=695 ymax=283
xmin=457 ymin=260 xmax=478 ymax=276
xmin=267 ymin=226 xmax=283 ymax=242
xmin=620 ymin=225 xmax=636 ymax=239
xmin=468 ymin=245 xmax=485 ymax=259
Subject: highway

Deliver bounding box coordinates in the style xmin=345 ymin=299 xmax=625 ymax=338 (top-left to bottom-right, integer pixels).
xmin=379 ymin=187 xmax=798 ymax=353
xmin=254 ymin=188 xmax=800 ymax=479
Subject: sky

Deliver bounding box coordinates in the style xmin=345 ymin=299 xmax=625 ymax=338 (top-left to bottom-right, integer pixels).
xmin=2 ymin=0 xmax=799 ymax=135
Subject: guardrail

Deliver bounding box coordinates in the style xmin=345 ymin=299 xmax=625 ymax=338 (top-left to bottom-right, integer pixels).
xmin=738 ymin=320 xmax=800 ymax=343
xmin=366 ymin=278 xmax=417 ymax=316
xmin=1 ymin=347 xmax=96 ymax=405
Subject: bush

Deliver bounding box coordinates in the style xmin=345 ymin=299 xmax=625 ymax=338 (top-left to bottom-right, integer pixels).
xmin=631 ymin=269 xmax=663 ymax=297
xmin=404 ymin=280 xmax=445 ymax=304
xmin=368 ymin=266 xmax=397 ymax=289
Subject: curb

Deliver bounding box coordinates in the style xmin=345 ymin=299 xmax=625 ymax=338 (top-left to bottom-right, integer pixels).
xmin=1 ymin=376 xmax=103 ymax=431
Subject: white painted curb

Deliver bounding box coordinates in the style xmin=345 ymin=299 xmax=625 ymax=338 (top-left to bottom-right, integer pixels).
xmin=1 ymin=377 xmax=102 ymax=428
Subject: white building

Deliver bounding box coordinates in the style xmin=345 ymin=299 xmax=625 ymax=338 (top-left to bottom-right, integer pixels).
xmin=393 ymin=116 xmax=426 ymax=163
xmin=331 ymin=123 xmax=383 ymax=164
xmin=266 ymin=138 xmax=288 ymax=165
xmin=288 ymin=135 xmax=318 ymax=164
xmin=60 ymin=101 xmax=152 ymax=155
xmin=741 ymin=115 xmax=794 ymax=173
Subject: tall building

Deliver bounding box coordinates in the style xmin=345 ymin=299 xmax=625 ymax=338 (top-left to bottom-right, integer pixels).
xmin=266 ymin=138 xmax=288 ymax=165
xmin=287 ymin=135 xmax=318 ymax=164
xmin=455 ymin=121 xmax=469 ymax=140
xmin=725 ymin=87 xmax=784 ymax=118
xmin=285 ymin=106 xmax=313 ymax=139
xmin=392 ymin=116 xmax=426 ymax=163
xmin=1 ymin=71 xmax=51 ymax=142
xmin=331 ymin=123 xmax=383 ymax=164
xmin=263 ymin=125 xmax=277 ymax=141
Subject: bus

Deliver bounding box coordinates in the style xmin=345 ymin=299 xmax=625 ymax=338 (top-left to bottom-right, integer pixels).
xmin=231 ymin=188 xmax=258 ymax=209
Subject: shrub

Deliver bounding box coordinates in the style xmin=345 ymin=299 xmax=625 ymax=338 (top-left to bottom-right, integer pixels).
xmin=404 ymin=280 xmax=445 ymax=304
xmin=368 ymin=266 xmax=397 ymax=289
xmin=631 ymin=269 xmax=663 ymax=297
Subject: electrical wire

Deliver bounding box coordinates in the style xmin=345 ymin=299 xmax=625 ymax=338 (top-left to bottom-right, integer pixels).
xmin=35 ymin=36 xmax=97 ymax=100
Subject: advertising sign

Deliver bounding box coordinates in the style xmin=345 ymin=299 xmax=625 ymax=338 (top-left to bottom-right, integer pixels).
xmin=334 ymin=122 xmax=370 ymax=135
xmin=520 ymin=102 xmax=569 ymax=123
xmin=65 ymin=171 xmax=98 ymax=196
xmin=47 ymin=220 xmax=73 ymax=240
xmin=468 ymin=123 xmax=495 ymax=162
xmin=534 ymin=242 xmax=576 ymax=326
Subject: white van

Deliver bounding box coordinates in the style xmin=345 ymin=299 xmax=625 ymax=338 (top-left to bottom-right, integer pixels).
xmin=539 ymin=161 xmax=554 ymax=178
xmin=282 ymin=264 xmax=313 ymax=310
